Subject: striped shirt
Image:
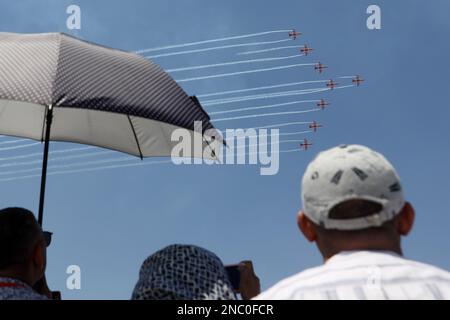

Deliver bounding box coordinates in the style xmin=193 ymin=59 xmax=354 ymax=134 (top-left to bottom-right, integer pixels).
xmin=254 ymin=251 xmax=450 ymax=300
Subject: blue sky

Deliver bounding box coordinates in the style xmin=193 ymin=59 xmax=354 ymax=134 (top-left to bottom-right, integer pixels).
xmin=0 ymin=0 xmax=449 ymax=299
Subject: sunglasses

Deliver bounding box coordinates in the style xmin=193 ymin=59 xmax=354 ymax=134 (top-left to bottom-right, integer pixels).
xmin=43 ymin=231 xmax=53 ymax=247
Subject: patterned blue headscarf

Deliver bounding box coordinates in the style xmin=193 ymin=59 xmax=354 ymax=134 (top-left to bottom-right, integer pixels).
xmin=132 ymin=244 xmax=236 ymax=300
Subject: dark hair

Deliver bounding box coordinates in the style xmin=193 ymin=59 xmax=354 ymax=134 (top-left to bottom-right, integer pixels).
xmin=329 ymin=199 xmax=383 ymax=220
xmin=0 ymin=207 xmax=41 ymax=269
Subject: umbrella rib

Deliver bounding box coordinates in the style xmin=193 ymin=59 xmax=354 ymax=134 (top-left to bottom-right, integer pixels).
xmin=127 ymin=115 xmax=143 ymax=160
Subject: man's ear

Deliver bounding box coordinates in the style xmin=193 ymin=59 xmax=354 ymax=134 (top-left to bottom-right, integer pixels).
xmin=397 ymin=202 xmax=415 ymax=236
xmin=297 ymin=211 xmax=317 ymax=242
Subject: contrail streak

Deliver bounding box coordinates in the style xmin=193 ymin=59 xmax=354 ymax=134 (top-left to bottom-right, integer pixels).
xmin=334 ymin=84 xmax=356 ymax=90
xmin=197 ymin=80 xmax=327 ymax=98
xmin=279 ymin=148 xmax=305 ymax=153
xmin=0 ymin=139 xmax=30 ymax=146
xmin=0 ymin=146 xmax=96 ymax=162
xmin=203 ymin=85 xmax=354 ymax=106
xmin=209 ymin=100 xmax=318 ymax=115
xmin=338 ymin=76 xmax=356 ymax=79
xmin=0 ymin=156 xmax=139 ymax=177
xmin=0 ymin=142 xmax=40 ymax=151
xmin=135 ymin=29 xmax=292 ymax=54
xmin=166 ymin=54 xmax=302 ymax=73
xmin=175 ymin=63 xmax=316 ymax=83
xmin=202 ymin=88 xmax=327 ymax=106
xmin=0 ymin=151 xmax=114 ymax=169
xmin=220 ymin=130 xmax=312 ymax=139
xmin=234 ymin=139 xmax=312 ymax=150
xmin=238 ymin=45 xmax=300 ymax=55
xmin=145 ymin=39 xmax=292 ymax=59
xmin=0 ymin=159 xmax=173 ymax=182
xmin=0 ymin=148 xmax=307 ymax=183
xmin=212 ymin=109 xmax=319 ymax=122
xmin=203 ymin=88 xmax=326 ymax=105
xmin=255 ymin=121 xmax=312 ymax=129
xmin=275 ymin=131 xmax=312 ymax=137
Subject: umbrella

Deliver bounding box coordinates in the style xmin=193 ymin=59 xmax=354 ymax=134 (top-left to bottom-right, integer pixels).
xmin=0 ymin=32 xmax=220 ymax=226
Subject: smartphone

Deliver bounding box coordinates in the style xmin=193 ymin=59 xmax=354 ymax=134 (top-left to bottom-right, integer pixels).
xmin=225 ymin=265 xmax=241 ymax=291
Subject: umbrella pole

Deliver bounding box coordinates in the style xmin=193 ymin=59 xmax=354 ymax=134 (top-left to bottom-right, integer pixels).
xmin=38 ymin=105 xmax=53 ymax=226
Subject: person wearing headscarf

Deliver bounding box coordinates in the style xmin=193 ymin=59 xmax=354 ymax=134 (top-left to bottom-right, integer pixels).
xmin=131 ymin=244 xmax=260 ymax=300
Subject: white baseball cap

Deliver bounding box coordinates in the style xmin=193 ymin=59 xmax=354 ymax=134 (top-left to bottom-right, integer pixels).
xmin=301 ymin=144 xmax=405 ymax=230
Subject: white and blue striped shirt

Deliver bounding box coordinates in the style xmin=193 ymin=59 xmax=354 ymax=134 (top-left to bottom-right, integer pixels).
xmin=255 ymin=251 xmax=450 ymax=300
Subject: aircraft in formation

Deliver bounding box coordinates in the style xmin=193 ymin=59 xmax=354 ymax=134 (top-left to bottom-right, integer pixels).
xmin=300 ymin=44 xmax=314 ymax=56
xmin=314 ymin=62 xmax=327 ymax=74
xmin=316 ymin=99 xmax=330 ymax=110
xmin=309 ymin=121 xmax=322 ymax=132
xmin=299 ymin=138 xmax=313 ymax=151
xmin=285 ymin=29 xmax=364 ymax=151
xmin=288 ymin=29 xmax=302 ymax=40
xmin=326 ymin=79 xmax=338 ymax=90
xmin=352 ymin=75 xmax=364 ymax=86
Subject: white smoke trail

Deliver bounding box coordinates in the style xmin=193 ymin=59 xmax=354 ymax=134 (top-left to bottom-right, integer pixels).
xmin=0 ymin=139 xmax=30 ymax=146
xmin=166 ymin=54 xmax=303 ymax=73
xmin=214 ymin=124 xmax=313 ymax=133
xmin=209 ymin=100 xmax=318 ymax=115
xmin=0 ymin=151 xmax=114 ymax=169
xmin=0 ymin=156 xmax=139 ymax=177
xmin=0 ymin=142 xmax=40 ymax=152
xmin=0 ymin=91 xmax=321 ymax=164
xmin=0 ymin=146 xmax=96 ymax=162
xmin=0 ymin=128 xmax=311 ymax=170
xmin=202 ymin=88 xmax=327 ymax=106
xmin=203 ymin=84 xmax=355 ymax=106
xmin=225 ymin=130 xmax=312 ymax=139
xmin=49 ymin=151 xmax=115 ymax=163
xmin=0 ymin=92 xmax=330 ymax=166
xmin=276 ymin=131 xmax=312 ymax=137
xmin=175 ymin=63 xmax=316 ymax=83
xmin=212 ymin=109 xmax=319 ymax=122
xmin=334 ymin=85 xmax=356 ymax=90
xmin=197 ymin=80 xmax=327 ymax=99
xmin=279 ymin=148 xmax=304 ymax=153
xmin=338 ymin=76 xmax=356 ymax=79
xmin=256 ymin=121 xmax=312 ymax=129
xmin=0 ymin=148 xmax=307 ymax=183
xmin=238 ymin=45 xmax=299 ymax=55
xmin=0 ymin=159 xmax=173 ymax=182
xmin=234 ymin=139 xmax=310 ymax=150
xmin=203 ymin=88 xmax=325 ymax=105
xmin=146 ymin=39 xmax=292 ymax=59
xmin=135 ymin=29 xmax=292 ymax=54
xmin=204 ymin=89 xmax=325 ymax=106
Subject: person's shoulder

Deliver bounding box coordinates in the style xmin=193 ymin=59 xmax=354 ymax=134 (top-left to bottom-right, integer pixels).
xmin=401 ymin=257 xmax=450 ymax=281
xmin=253 ymin=265 xmax=328 ymax=300
xmin=0 ymin=287 xmax=49 ymax=301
